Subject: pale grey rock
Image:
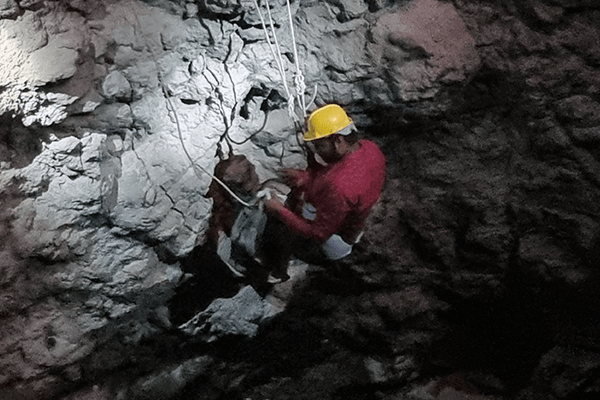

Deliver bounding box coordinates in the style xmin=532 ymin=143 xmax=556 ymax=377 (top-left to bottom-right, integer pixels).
xmin=291 ymin=0 xmax=479 ymax=108
xmin=160 ymin=21 xmax=187 ymax=51
xmin=70 ymin=88 xmax=106 ymax=116
xmin=7 ymin=1 xmax=600 ymax=399
xmin=185 ymin=2 xmax=198 ymax=18
xmin=102 ymin=70 xmax=132 ymax=101
xmin=114 ymin=45 xmax=143 ymax=69
xmin=179 ymin=285 xmax=269 ymax=341
xmin=202 ymin=18 xmax=235 ymax=59
xmin=0 ymin=223 xmax=184 ymax=393
xmin=0 ymin=298 xmax=95 ymax=384
xmin=107 ymin=134 xmax=213 ymax=257
xmin=180 ymin=17 xmax=212 ymax=49
xmin=238 ymin=108 xmax=306 ymax=179
xmin=0 ymin=0 xmax=18 ymax=19
xmin=296 ymin=3 xmax=371 ymax=104
xmin=10 ymin=134 xmax=107 ymax=259
xmin=19 ymin=0 xmax=45 ymax=10
xmin=23 ymin=92 xmax=78 ymax=126
xmin=0 ymin=11 xmax=47 ymax=59
xmin=81 ymin=100 xmax=102 ymax=113
xmin=26 ymin=40 xmax=79 ymax=86
xmin=200 ymin=0 xmax=242 ymax=16
xmin=92 ymin=103 xmax=133 ymax=132
xmin=0 ymin=84 xmax=78 ymax=127
xmin=237 ymin=26 xmax=266 ymax=42
xmin=0 ymin=0 xmax=312 ymax=396
xmin=106 ymin=134 xmax=125 ymax=156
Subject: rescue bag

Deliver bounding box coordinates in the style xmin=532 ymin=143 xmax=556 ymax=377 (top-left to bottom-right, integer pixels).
xmin=230 ymin=204 xmax=268 ymax=259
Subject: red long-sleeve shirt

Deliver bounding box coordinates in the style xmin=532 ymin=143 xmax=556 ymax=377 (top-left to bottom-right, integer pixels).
xmin=277 ymin=139 xmax=386 ymax=244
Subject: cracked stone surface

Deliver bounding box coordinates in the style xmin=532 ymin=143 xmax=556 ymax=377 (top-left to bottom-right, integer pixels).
xmin=2 ymin=0 xmax=600 ymax=399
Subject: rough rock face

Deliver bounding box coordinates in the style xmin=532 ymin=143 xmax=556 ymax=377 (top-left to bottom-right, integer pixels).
xmin=1 ymin=0 xmax=600 ymax=399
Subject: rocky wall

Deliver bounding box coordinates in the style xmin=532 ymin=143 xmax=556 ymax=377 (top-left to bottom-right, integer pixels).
xmin=1 ymin=0 xmax=600 ymax=399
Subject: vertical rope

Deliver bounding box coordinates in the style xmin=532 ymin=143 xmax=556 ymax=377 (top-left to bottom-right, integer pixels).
xmin=252 ymin=0 xmax=313 ymax=123
xmin=252 ymin=0 xmax=291 ymax=100
xmin=285 ymin=0 xmax=306 ymax=119
xmin=132 ymin=9 xmax=253 ymax=208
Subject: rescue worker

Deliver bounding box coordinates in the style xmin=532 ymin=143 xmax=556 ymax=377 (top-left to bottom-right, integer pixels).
xmin=261 ymin=104 xmax=387 ymax=283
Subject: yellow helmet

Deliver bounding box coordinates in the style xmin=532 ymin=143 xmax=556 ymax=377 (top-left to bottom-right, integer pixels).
xmin=303 ymin=104 xmax=354 ymax=142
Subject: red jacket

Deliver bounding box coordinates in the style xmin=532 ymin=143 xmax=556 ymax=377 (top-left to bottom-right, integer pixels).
xmin=277 ymin=139 xmax=386 ymax=244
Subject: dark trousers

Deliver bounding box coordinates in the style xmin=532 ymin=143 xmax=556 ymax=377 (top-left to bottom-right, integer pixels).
xmin=258 ymin=216 xmax=333 ymax=278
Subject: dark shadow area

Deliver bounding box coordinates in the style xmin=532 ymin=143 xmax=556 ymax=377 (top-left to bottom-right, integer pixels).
xmin=0 ymin=114 xmax=47 ymax=169
xmin=168 ymin=245 xmax=242 ymax=327
xmin=429 ymin=267 xmax=559 ymax=395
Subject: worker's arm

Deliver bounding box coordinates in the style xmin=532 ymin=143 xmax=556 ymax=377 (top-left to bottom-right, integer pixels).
xmin=281 ymin=146 xmax=327 ymax=189
xmin=281 ymin=168 xmax=310 ymax=189
xmin=264 ymin=188 xmax=349 ymax=244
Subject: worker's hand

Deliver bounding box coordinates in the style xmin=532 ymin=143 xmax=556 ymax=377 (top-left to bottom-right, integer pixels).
xmin=280 ymin=168 xmax=305 ymax=187
xmin=263 ymin=195 xmax=285 ymax=214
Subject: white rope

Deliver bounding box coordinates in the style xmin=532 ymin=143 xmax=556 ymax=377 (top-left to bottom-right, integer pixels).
xmin=285 ymin=0 xmax=307 ymax=119
xmin=164 ymin=94 xmax=253 ymax=208
xmin=294 ymin=72 xmax=306 ymax=116
xmin=133 ymin=10 xmax=253 ymax=208
xmin=252 ymin=0 xmax=291 ymax=100
xmin=253 ymin=0 xmax=312 ymax=123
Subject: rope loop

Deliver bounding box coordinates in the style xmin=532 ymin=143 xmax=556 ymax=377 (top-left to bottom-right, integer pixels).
xmin=294 ymin=72 xmax=306 ymax=109
xmin=253 ymin=0 xmax=313 ymax=123
xmin=287 ymin=96 xmax=297 ymax=121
